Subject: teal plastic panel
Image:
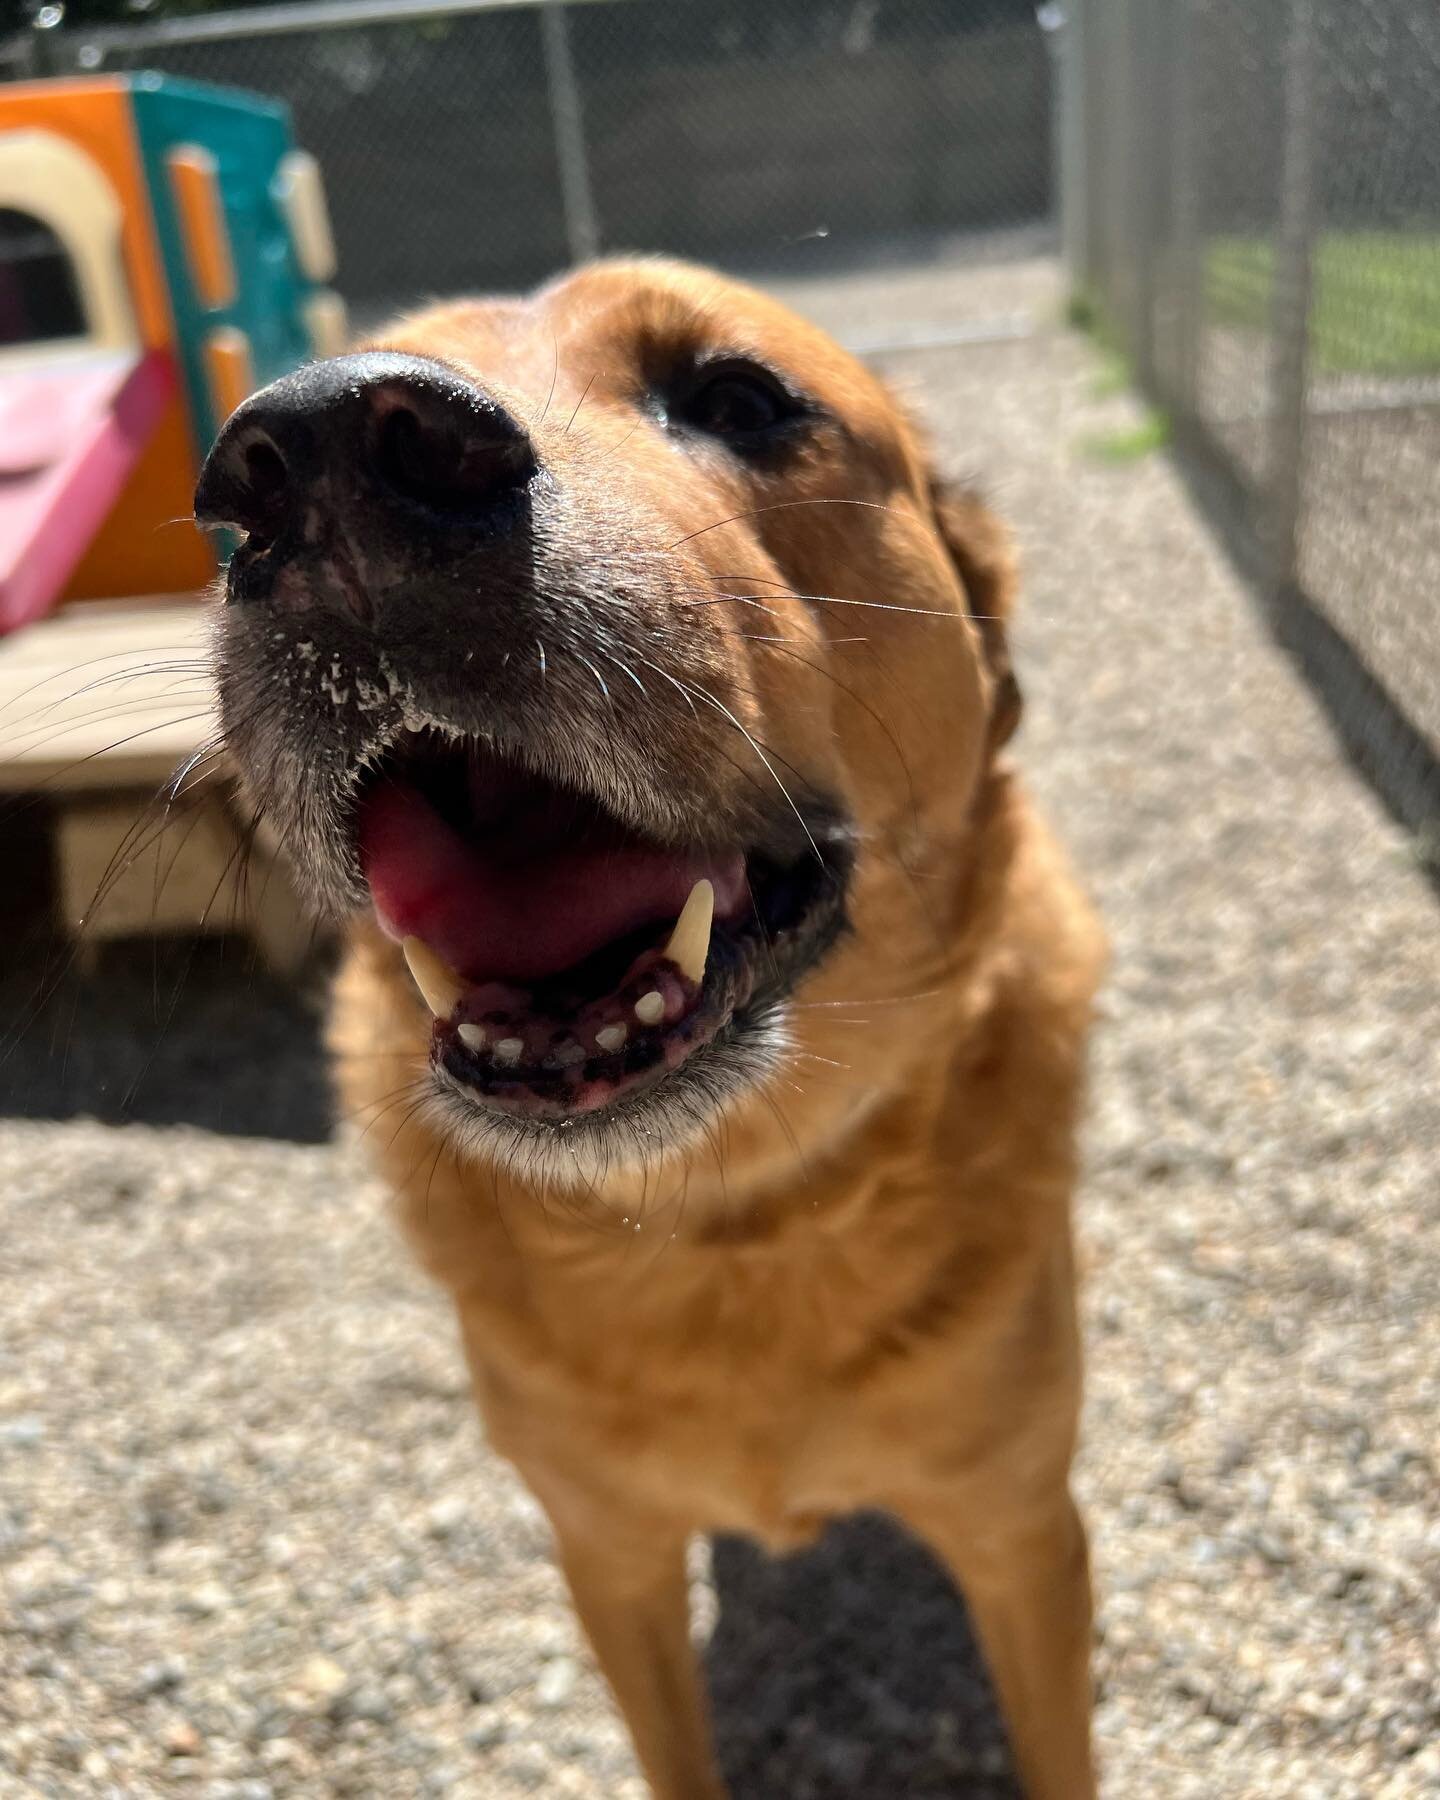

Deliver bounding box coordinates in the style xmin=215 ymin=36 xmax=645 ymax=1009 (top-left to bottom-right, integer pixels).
xmin=127 ymin=73 xmax=313 ymax=457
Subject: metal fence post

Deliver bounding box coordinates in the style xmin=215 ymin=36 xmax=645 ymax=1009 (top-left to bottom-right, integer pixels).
xmin=1046 ymin=2 xmax=1087 ymax=294
xmin=1100 ymin=0 xmax=1127 ymax=337
xmin=1168 ymin=0 xmax=1201 ymax=430
xmin=540 ymin=1 xmax=600 ymax=266
xmin=1267 ymin=0 xmax=1317 ymax=593
xmin=1111 ymin=0 xmax=1145 ymax=360
xmin=1129 ymin=0 xmax=1164 ymax=394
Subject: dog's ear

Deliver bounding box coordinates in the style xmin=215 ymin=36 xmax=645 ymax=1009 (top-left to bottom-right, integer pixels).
xmin=928 ymin=478 xmax=1023 ymax=755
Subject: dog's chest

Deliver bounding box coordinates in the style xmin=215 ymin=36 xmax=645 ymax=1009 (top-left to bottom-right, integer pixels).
xmin=466 ymin=1222 xmax=954 ymax=1540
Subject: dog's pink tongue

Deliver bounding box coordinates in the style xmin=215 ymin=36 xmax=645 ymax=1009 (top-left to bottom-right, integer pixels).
xmin=358 ymin=778 xmax=744 ymax=984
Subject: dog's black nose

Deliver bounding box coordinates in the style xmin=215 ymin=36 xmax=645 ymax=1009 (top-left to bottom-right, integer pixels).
xmin=195 ymin=351 xmax=536 ymax=540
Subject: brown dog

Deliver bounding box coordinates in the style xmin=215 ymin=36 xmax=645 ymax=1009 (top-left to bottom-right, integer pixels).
xmin=196 ymin=259 xmax=1105 ymax=1799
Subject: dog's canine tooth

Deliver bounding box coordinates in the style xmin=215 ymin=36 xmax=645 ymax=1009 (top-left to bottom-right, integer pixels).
xmin=634 ymin=990 xmax=665 ymax=1026
xmin=595 ymin=1024 xmax=627 ymax=1052
xmin=457 ymin=1022 xmax=487 ymax=1052
xmin=663 ymin=877 xmax=714 ymax=986
xmin=494 ymin=1037 xmax=524 ymax=1064
xmin=402 ymin=936 xmax=466 ymax=1019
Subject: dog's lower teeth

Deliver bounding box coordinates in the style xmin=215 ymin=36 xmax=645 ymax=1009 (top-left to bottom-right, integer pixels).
xmin=634 ymin=991 xmax=665 ymax=1026
xmin=423 ymin=891 xmax=729 ymax=1086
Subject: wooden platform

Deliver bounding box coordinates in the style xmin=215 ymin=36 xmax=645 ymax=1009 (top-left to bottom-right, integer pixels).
xmin=0 ymin=596 xmax=214 ymax=793
xmin=0 ymin=598 xmax=309 ymax=970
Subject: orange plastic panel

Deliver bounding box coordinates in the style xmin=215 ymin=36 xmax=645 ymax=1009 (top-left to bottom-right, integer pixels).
xmin=204 ymin=325 xmax=254 ymax=427
xmin=168 ymin=144 xmax=236 ymax=310
xmin=62 ymin=391 xmax=216 ymax=600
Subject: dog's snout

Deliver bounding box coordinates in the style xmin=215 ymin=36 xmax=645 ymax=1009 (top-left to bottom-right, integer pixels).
xmin=195 ymin=351 xmax=536 ymax=540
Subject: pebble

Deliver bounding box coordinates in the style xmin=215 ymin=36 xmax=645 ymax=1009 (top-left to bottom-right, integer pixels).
xmin=161 ymin=1720 xmax=203 ymax=1758
xmin=425 ymin=1495 xmax=469 ymax=1538
xmin=183 ymin=1580 xmax=234 ymax=1617
xmin=0 ymin=1414 xmax=45 ymax=1446
xmin=135 ymin=1656 xmax=186 ymax=1698
xmin=535 ymin=1655 xmax=580 ymax=1709
xmin=298 ymin=1654 xmax=349 ymax=1701
xmin=465 ymin=1708 xmax=509 ymax=1751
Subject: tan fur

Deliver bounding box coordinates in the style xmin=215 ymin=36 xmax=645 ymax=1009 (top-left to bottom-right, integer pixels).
xmin=328 ymin=260 xmax=1105 ymax=1799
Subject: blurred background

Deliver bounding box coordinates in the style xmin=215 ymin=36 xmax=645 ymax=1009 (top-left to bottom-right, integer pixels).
xmin=0 ymin=2 xmax=1436 ymax=1796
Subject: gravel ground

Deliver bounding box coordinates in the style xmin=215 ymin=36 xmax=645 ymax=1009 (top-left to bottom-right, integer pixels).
xmin=1 ymin=257 xmax=1437 ymax=1799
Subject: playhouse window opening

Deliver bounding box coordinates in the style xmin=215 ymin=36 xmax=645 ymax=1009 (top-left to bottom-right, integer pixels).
xmin=0 ymin=208 xmax=87 ymax=347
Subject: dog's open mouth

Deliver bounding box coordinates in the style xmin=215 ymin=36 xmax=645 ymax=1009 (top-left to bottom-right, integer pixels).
xmin=354 ymin=732 xmax=846 ymax=1122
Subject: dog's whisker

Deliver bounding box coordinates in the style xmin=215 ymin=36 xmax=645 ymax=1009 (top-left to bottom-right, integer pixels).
xmin=692 ymin=588 xmax=1003 ymax=622
xmin=532 ymin=326 xmax=560 ymax=429
xmin=0 ymin=647 xmax=211 ymax=725
xmin=671 ymin=673 xmax=824 ymax=867
xmin=595 ymin=650 xmax=649 ymax=700
xmin=789 ymin=989 xmax=943 ymax=1010
xmin=562 ymin=372 xmax=598 ymax=435
xmin=576 ymin=655 xmax=612 ymax=706
xmin=667 ymin=496 xmax=906 ymax=550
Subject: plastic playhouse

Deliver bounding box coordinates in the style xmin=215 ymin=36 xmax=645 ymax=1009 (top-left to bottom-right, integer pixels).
xmin=0 ymin=73 xmax=344 ymax=964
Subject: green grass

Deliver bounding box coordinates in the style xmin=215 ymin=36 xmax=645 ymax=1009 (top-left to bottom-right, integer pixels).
xmin=1207 ymin=232 xmax=1440 ymax=376
xmin=1078 ymin=410 xmax=1171 ymax=464
xmin=1088 ymin=350 xmax=1133 ymax=400
xmin=1065 ymin=287 xmax=1125 ymax=358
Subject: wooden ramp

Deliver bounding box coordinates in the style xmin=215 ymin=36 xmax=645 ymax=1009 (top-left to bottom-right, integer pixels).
xmin=0 ymin=599 xmax=308 ymax=969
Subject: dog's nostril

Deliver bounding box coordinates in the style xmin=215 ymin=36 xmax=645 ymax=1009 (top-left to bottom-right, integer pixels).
xmin=370 ymin=396 xmax=535 ymax=517
xmin=243 ymin=439 xmax=289 ymax=514
xmin=194 ymin=428 xmax=292 ymax=538
xmin=372 ymin=406 xmax=436 ymax=501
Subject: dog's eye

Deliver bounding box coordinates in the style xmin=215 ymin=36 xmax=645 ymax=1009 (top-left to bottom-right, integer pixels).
xmin=671 ymin=361 xmax=805 ymax=449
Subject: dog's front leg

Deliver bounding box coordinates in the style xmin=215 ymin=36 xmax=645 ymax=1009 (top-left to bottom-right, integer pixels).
xmin=542 ymin=1501 xmax=729 ymax=1800
xmin=897 ymin=1485 xmax=1095 ymax=1800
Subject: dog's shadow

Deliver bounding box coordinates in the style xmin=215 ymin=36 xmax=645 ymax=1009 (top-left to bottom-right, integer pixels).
xmin=706 ymin=1511 xmax=1021 ymax=1800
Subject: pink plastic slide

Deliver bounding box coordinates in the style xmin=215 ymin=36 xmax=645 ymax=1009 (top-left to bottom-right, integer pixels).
xmin=0 ymin=345 xmax=174 ymax=632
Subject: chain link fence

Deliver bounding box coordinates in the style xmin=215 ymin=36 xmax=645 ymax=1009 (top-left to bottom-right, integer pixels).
xmin=1064 ymin=0 xmax=1440 ymax=857
xmin=7 ymin=0 xmax=1054 ymax=325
